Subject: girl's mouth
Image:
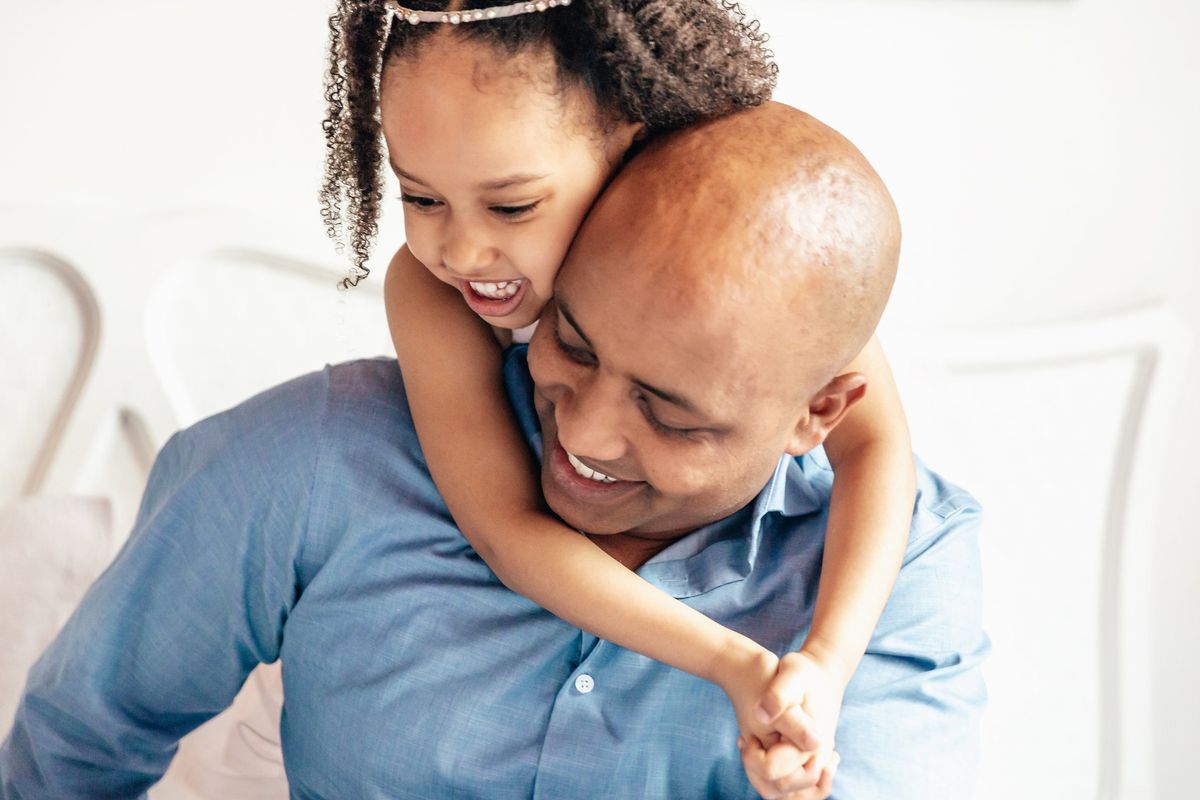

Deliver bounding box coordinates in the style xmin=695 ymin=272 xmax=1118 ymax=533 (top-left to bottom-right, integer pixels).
xmin=461 ymin=278 xmax=528 ymax=318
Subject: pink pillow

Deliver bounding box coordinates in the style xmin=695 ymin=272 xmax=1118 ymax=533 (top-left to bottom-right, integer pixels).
xmin=0 ymin=495 xmax=115 ymax=729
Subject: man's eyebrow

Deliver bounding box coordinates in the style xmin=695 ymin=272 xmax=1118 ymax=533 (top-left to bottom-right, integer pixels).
xmin=389 ymin=159 xmax=546 ymax=192
xmin=558 ymin=299 xmax=701 ymax=417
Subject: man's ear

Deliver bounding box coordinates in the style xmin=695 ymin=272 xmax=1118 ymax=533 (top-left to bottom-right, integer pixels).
xmin=784 ymin=373 xmax=869 ymax=456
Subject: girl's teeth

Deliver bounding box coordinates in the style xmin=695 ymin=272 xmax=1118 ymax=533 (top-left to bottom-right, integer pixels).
xmin=469 ymin=279 xmax=522 ymax=300
xmin=566 ymin=451 xmax=618 ymax=483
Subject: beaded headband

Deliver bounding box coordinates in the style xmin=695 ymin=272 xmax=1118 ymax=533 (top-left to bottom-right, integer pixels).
xmin=386 ymin=0 xmax=573 ymax=26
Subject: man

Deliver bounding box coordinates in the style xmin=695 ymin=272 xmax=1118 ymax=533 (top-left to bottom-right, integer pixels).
xmin=0 ymin=104 xmax=987 ymax=799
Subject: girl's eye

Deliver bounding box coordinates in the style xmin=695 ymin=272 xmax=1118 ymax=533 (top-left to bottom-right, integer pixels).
xmin=400 ymin=192 xmax=442 ymax=211
xmin=490 ymin=201 xmax=540 ymax=219
xmin=635 ymin=393 xmax=699 ymax=440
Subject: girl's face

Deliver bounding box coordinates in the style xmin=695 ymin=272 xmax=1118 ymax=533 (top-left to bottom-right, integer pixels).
xmin=380 ymin=34 xmax=641 ymax=330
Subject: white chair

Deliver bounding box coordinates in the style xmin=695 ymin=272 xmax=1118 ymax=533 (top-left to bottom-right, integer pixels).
xmin=886 ymin=308 xmax=1187 ymax=799
xmin=0 ymin=209 xmax=393 ymax=798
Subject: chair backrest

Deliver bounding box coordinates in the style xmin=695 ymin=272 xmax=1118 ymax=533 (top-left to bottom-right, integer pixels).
xmin=0 ymin=209 xmax=395 ymax=536
xmin=885 ymin=308 xmax=1186 ymax=800
xmin=1 ymin=249 xmax=99 ymax=497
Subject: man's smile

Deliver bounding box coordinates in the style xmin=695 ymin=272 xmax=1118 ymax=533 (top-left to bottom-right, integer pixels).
xmin=565 ymin=450 xmax=618 ymax=483
xmin=546 ymin=439 xmax=646 ymax=508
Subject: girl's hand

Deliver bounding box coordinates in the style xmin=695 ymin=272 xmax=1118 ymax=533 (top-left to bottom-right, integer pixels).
xmin=738 ymin=736 xmax=839 ymax=800
xmin=752 ymin=648 xmax=848 ymax=769
xmin=716 ymin=644 xmax=841 ymax=798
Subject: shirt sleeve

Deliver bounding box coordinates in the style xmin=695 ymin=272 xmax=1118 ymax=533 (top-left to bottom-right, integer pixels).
xmin=831 ymin=466 xmax=991 ymax=800
xmin=0 ymin=368 xmax=328 ymax=799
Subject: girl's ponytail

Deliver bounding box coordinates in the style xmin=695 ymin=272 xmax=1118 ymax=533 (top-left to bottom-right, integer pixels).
xmin=323 ymin=1 xmax=390 ymax=287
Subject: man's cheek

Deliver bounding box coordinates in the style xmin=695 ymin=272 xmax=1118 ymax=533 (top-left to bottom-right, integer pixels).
xmin=650 ymin=460 xmax=717 ymax=500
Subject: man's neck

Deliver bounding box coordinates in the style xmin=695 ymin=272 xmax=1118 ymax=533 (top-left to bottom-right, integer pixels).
xmin=586 ymin=532 xmax=679 ymax=571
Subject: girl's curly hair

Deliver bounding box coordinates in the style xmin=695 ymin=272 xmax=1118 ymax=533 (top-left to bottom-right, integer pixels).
xmin=322 ymin=0 xmax=777 ymax=287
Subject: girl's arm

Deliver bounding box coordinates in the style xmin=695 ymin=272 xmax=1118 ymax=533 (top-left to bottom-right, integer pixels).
xmin=753 ymin=336 xmax=916 ymax=754
xmin=383 ymin=246 xmax=773 ymax=713
xmin=803 ymin=335 xmax=915 ymax=684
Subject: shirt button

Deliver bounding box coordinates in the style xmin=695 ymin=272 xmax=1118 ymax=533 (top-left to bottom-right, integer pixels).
xmin=574 ymin=674 xmax=595 ymax=694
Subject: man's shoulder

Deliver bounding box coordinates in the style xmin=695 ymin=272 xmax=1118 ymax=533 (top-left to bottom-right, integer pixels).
xmin=166 ymin=358 xmax=413 ymax=476
xmin=321 ymin=356 xmax=414 ymax=429
xmin=250 ymin=356 xmax=413 ymax=433
xmin=793 ymin=447 xmax=981 ymax=552
xmin=908 ymin=455 xmax=982 ymax=558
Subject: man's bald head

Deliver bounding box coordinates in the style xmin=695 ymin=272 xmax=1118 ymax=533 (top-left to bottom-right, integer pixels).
xmin=577 ymin=102 xmax=900 ymax=399
xmin=528 ymin=103 xmax=900 ymax=538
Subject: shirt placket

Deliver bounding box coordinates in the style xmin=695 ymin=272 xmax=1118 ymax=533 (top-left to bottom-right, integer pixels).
xmin=532 ymin=632 xmax=623 ymax=798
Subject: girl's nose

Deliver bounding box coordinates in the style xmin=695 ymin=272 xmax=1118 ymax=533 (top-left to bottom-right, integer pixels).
xmin=441 ymin=224 xmax=496 ymax=277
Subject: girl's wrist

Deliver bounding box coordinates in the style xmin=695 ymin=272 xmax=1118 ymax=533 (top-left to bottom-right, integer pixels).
xmin=709 ymin=632 xmax=774 ymax=691
xmin=798 ymin=635 xmax=860 ymax=687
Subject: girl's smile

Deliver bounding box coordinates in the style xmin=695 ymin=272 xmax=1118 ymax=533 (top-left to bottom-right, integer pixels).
xmin=459 ymin=276 xmax=530 ymax=318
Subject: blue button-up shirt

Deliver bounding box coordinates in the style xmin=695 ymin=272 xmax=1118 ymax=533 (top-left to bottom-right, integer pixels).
xmin=1 ymin=350 xmax=988 ymax=799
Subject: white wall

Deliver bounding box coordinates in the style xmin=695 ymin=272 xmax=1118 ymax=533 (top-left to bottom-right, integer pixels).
xmin=743 ymin=1 xmax=1200 ymax=794
xmin=2 ymin=0 xmax=1196 ymax=794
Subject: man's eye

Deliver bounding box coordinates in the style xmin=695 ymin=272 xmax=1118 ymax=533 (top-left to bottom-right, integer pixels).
xmin=400 ymin=193 xmax=442 ymax=210
xmin=490 ymin=201 xmax=540 ymax=219
xmin=553 ymin=329 xmax=595 ymax=365
xmin=635 ymin=393 xmax=698 ymax=439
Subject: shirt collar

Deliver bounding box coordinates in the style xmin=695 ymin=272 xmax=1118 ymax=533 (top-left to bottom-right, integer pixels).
xmin=638 ymin=454 xmax=824 ymax=599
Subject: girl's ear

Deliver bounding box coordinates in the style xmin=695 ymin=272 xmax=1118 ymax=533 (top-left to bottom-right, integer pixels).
xmin=606 ymin=119 xmax=647 ymax=163
xmin=784 ymin=373 xmax=869 ymax=456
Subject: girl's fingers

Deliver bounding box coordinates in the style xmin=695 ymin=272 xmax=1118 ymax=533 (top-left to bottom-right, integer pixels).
xmin=762 ymin=738 xmax=810 ymax=781
xmin=769 ymin=749 xmax=825 ymax=795
xmin=773 ymin=703 xmax=823 ymax=753
xmin=812 ymin=751 xmax=840 ymax=797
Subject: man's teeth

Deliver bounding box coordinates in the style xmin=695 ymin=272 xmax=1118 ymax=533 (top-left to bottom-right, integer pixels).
xmin=468 ymin=279 xmax=522 ymax=300
xmin=566 ymin=451 xmax=618 ymax=484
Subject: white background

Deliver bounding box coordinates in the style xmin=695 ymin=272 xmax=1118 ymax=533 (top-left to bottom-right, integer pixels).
xmin=2 ymin=0 xmax=1197 ymax=795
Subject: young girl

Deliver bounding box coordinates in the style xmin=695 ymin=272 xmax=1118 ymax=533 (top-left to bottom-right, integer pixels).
xmin=322 ymin=0 xmax=915 ymax=789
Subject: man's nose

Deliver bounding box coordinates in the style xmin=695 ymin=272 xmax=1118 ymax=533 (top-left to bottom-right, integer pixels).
xmin=554 ymin=374 xmax=628 ymax=465
xmin=441 ymin=219 xmax=495 ymax=277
